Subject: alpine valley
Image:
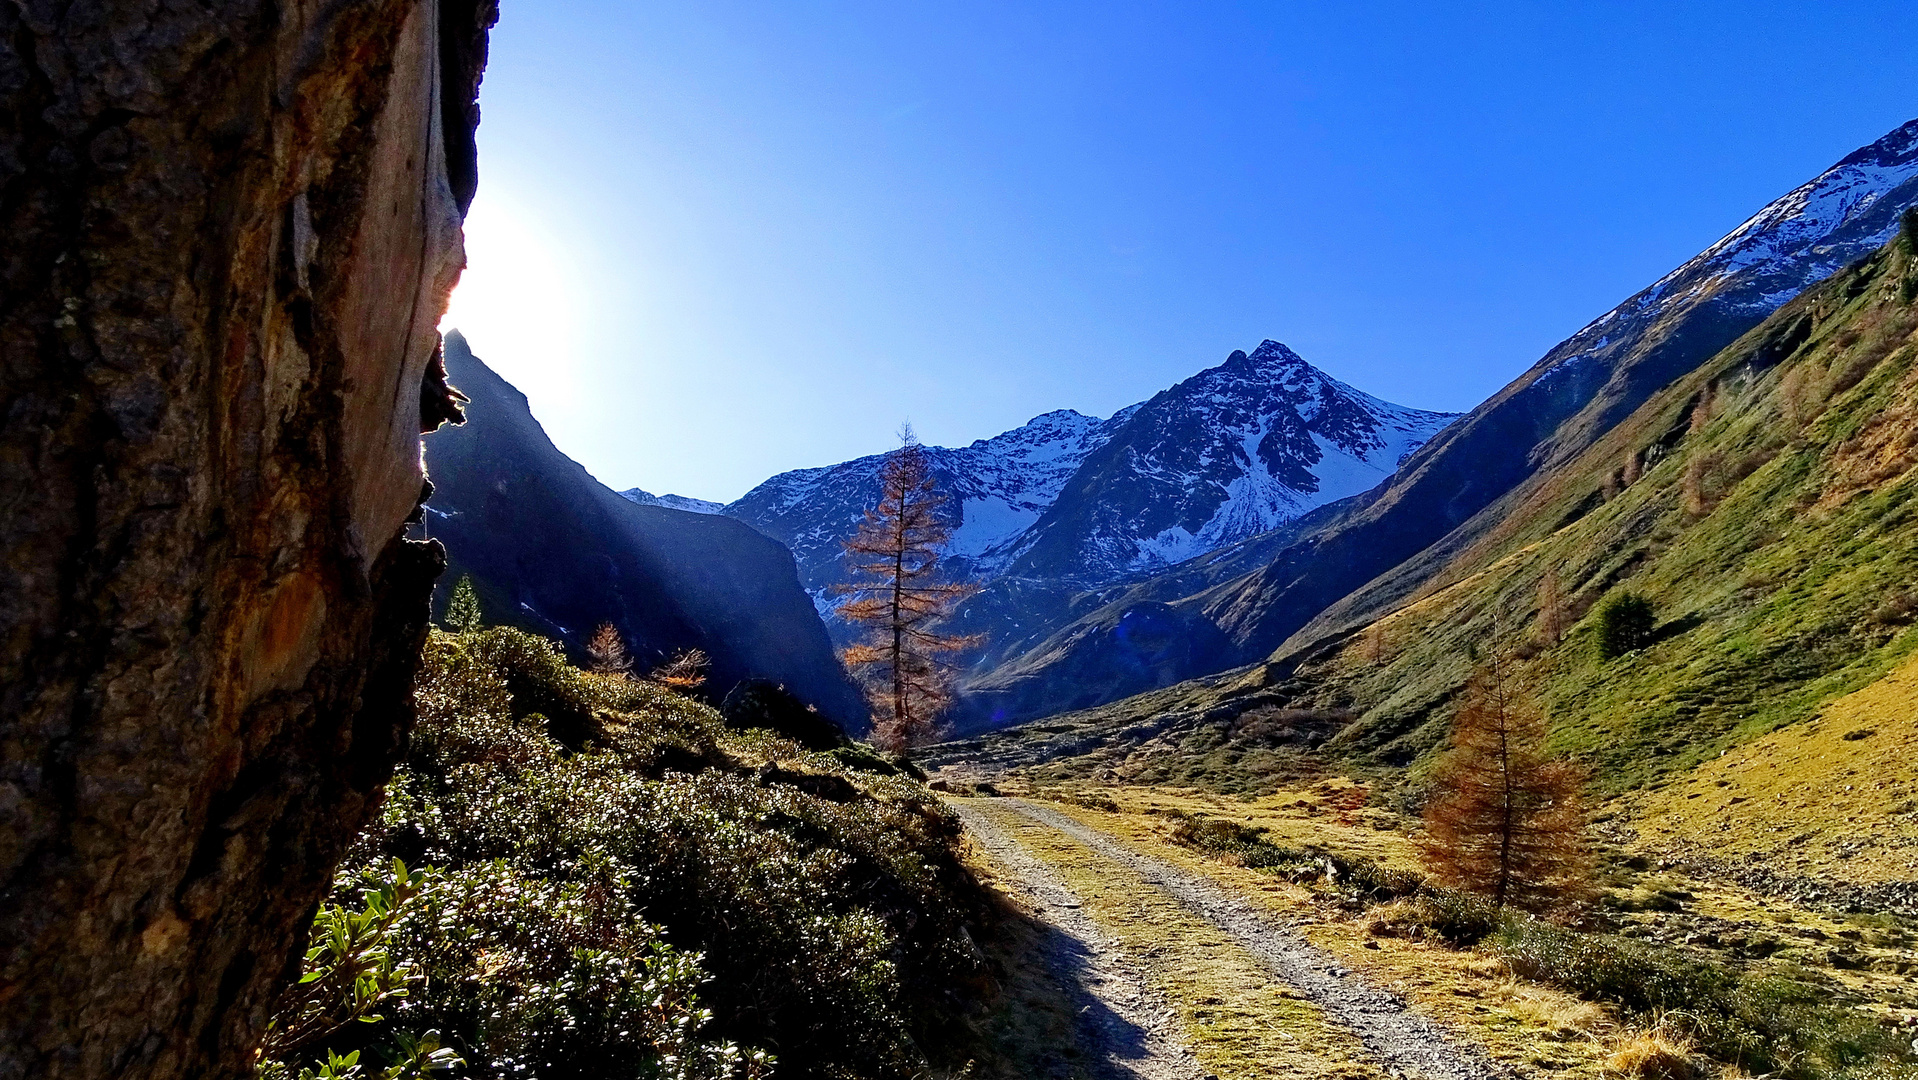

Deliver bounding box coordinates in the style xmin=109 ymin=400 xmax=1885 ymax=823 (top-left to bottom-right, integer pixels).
xmin=444 ymin=117 xmax=1918 ymax=735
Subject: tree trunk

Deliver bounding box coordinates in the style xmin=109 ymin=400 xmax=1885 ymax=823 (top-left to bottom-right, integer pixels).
xmin=0 ymin=2 xmax=493 ymax=1077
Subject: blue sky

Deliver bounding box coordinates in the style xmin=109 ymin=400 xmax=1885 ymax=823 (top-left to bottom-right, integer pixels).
xmin=442 ymin=1 xmax=1918 ymax=503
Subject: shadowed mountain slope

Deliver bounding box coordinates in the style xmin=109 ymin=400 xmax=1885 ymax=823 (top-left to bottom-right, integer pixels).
xmin=425 ymin=332 xmax=867 ymax=730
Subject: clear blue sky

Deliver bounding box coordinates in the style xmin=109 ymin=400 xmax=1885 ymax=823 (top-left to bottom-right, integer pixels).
xmin=441 ymin=1 xmax=1918 ymax=503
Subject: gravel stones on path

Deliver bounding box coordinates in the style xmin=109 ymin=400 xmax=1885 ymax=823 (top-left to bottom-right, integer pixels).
xmin=953 ymin=803 xmax=1210 ymax=1080
xmin=992 ymin=798 xmax=1509 ymax=1080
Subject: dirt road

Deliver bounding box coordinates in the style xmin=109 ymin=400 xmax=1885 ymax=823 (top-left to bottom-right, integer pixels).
xmin=955 ymin=798 xmax=1506 ymax=1080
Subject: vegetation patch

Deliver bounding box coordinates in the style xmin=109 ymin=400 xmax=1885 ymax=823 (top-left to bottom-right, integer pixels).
xmin=262 ymin=627 xmax=994 ymax=1080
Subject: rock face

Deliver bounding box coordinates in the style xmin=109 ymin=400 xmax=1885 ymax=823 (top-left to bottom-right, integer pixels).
xmin=1000 ymin=340 xmax=1455 ymax=583
xmin=427 ymin=334 xmax=868 ymax=732
xmin=726 ymin=406 xmax=1138 ymax=608
xmin=0 ymin=3 xmax=491 ymax=1078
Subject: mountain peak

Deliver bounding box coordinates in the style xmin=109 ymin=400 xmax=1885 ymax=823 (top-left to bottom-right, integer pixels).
xmin=1217 ymin=339 xmax=1311 ymax=377
xmin=1838 ymin=116 xmax=1918 ymax=169
xmin=1247 ymin=339 xmax=1307 ymax=366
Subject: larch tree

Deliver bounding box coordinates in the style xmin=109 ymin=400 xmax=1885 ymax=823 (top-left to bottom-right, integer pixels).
xmin=1361 ymin=621 xmax=1389 ymax=666
xmin=1534 ymin=568 xmax=1566 ymax=648
xmin=1421 ymin=652 xmax=1590 ymax=910
xmin=649 ymin=648 xmax=711 ymax=692
xmin=836 ymin=427 xmax=981 ymax=751
xmin=586 ymin=622 xmax=633 ymax=676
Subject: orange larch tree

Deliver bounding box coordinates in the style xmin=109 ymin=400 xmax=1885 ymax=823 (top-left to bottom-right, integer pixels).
xmin=835 ymin=428 xmax=980 ymax=751
xmin=1421 ymin=652 xmax=1591 ymax=909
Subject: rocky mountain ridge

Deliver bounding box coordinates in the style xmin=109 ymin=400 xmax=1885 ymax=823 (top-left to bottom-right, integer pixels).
xmin=425 ymin=332 xmax=867 ymax=730
xmin=1000 ymin=340 xmax=1457 ymax=584
xmin=620 ymin=488 xmax=725 ymax=514
xmin=721 ymin=342 xmax=1455 ymax=620
xmin=721 ymin=406 xmax=1138 ymax=611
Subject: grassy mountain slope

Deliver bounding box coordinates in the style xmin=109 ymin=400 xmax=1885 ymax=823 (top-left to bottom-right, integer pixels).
xmin=1630 ymin=648 xmax=1918 ymax=886
xmin=931 ymin=228 xmax=1918 ymax=859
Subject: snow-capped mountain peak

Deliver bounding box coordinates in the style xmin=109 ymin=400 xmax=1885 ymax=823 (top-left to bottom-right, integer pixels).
xmin=1544 ymin=118 xmax=1918 ymax=384
xmin=721 ymin=405 xmax=1137 ymax=609
xmin=1001 ymin=340 xmax=1458 ymax=579
xmin=721 ymin=339 xmax=1457 ymax=616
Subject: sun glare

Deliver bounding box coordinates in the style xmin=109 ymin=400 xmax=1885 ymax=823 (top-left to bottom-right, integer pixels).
xmin=440 ymin=193 xmax=582 ymax=405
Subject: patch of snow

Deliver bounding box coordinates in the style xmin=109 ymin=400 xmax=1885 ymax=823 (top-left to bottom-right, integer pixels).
xmin=621 ymin=488 xmax=724 ymax=514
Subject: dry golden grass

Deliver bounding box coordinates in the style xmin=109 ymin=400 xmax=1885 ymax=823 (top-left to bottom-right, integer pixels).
xmin=1631 ymin=649 xmax=1918 ymax=885
xmin=1602 ymin=1019 xmax=1698 ymax=1079
xmin=1493 ymin=976 xmax=1612 ymax=1039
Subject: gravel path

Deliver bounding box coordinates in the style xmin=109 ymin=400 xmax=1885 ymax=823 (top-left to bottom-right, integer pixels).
xmin=1000 ymin=799 xmax=1509 ymax=1080
xmin=952 ymin=802 xmax=1209 ymax=1080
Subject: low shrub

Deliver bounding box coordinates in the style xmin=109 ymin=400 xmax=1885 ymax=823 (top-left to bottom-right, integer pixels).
xmin=1412 ymin=889 xmax=1506 ymax=945
xmin=1497 ymin=918 xmax=1915 ymax=1079
xmin=270 ymin=628 xmax=991 ymax=1080
xmin=1165 ymin=814 xmax=1420 ymax=902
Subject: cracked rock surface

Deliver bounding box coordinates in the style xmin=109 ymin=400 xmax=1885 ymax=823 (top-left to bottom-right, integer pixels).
xmin=0 ymin=3 xmax=492 ymax=1077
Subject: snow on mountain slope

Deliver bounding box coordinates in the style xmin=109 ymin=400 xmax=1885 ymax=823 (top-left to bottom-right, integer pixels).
xmin=1542 ymin=118 xmax=1918 ymax=385
xmin=620 ymin=488 xmax=725 ymax=515
xmin=1002 ymin=340 xmax=1458 ymax=581
xmin=724 ymin=340 xmax=1455 ymax=614
xmin=723 ymin=408 xmax=1135 ymax=603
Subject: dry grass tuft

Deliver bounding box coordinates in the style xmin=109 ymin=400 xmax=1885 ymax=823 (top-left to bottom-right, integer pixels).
xmin=1495 ymin=977 xmax=1611 ymax=1038
xmin=1604 ymin=1019 xmax=1698 ymax=1079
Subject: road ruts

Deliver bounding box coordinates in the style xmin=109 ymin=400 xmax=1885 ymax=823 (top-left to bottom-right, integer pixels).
xmin=998 ymin=799 xmax=1510 ymax=1080
xmin=952 ymin=803 xmax=1209 ymax=1080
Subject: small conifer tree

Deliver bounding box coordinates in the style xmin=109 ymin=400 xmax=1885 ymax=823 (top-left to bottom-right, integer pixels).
xmin=1421 ymin=654 xmax=1590 ymax=909
xmin=1534 ymin=568 xmax=1566 ymax=648
xmin=1361 ymin=621 xmax=1388 ymax=666
xmin=649 ymin=648 xmax=710 ymax=692
xmin=444 ymin=575 xmax=483 ymax=633
xmin=835 ymin=426 xmax=981 ymax=751
xmin=1595 ymin=591 xmax=1655 ymax=659
xmin=585 ymin=622 xmax=632 ymax=676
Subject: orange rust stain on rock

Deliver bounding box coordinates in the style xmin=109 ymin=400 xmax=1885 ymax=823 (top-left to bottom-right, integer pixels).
xmin=242 ymin=571 xmax=327 ymax=699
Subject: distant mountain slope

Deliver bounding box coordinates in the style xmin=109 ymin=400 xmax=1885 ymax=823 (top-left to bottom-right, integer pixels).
xmin=957 ymin=116 xmax=1918 ymax=728
xmin=725 ymin=407 xmax=1135 ymax=607
xmin=1247 ymin=115 xmax=1918 ymax=663
xmin=425 ymin=331 xmax=867 ymax=730
xmin=620 ymin=488 xmax=724 ymax=514
xmin=933 ymin=224 xmax=1918 ymax=835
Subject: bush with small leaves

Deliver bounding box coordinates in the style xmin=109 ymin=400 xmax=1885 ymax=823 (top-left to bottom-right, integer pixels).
xmin=323 ymin=628 xmax=989 ymax=1079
